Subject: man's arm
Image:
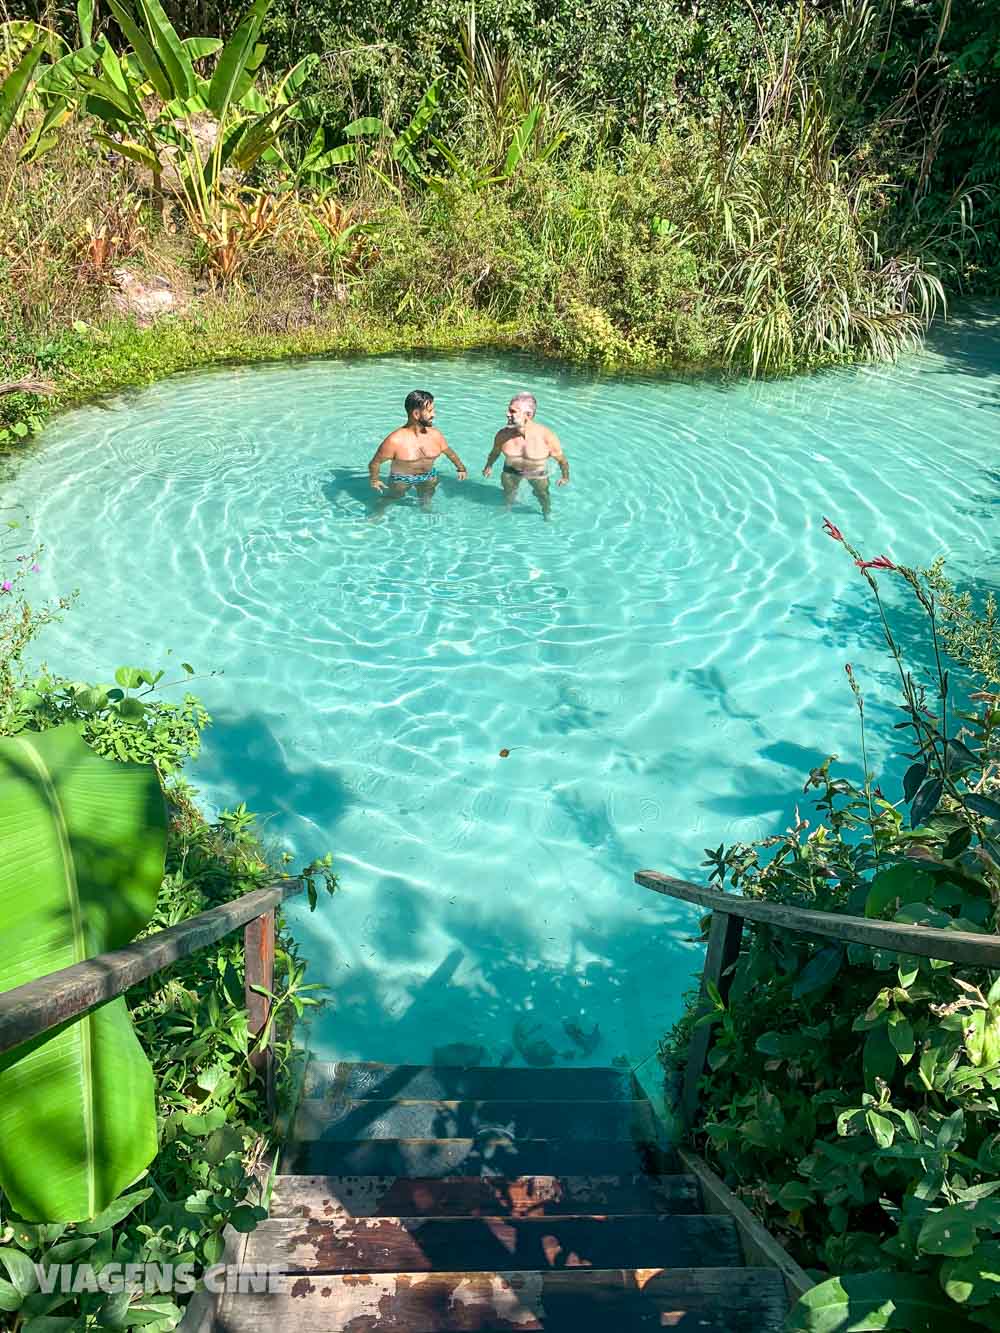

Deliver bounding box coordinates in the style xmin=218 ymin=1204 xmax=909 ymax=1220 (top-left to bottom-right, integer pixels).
xmin=440 ymin=435 xmax=467 ymax=480
xmin=368 ymin=436 xmax=395 ymax=491
xmin=548 ymin=431 xmax=570 ymax=486
xmin=483 ymin=432 xmax=505 ymax=477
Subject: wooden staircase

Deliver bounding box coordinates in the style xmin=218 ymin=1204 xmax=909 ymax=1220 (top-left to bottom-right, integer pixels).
xmin=215 ymin=1060 xmax=789 ymax=1330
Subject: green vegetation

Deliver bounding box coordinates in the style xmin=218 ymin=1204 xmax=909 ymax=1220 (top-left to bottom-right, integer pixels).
xmin=0 ymin=523 xmax=335 ymax=1328
xmin=1 ymin=0 xmax=997 ymax=444
xmin=663 ymin=535 xmax=1000 ymax=1329
xmin=0 ymin=723 xmax=165 ymax=1222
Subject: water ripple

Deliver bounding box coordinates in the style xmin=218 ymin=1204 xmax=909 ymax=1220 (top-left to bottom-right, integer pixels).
xmin=6 ymin=314 xmax=1000 ymax=1070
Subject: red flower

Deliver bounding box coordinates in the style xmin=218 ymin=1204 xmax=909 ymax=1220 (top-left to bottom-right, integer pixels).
xmin=855 ymin=555 xmax=897 ymax=572
xmin=822 ymin=517 xmax=844 ymax=542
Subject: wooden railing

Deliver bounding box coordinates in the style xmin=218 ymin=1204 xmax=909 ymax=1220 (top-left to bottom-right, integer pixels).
xmin=636 ymin=870 xmax=1000 ymax=1128
xmin=0 ymin=879 xmax=305 ymax=1115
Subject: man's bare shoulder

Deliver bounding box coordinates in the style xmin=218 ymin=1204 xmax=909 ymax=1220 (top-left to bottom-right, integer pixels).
xmin=382 ymin=425 xmax=411 ymax=446
xmin=494 ymin=425 xmax=518 ymax=444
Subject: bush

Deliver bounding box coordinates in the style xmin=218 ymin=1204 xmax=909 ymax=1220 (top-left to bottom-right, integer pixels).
xmin=662 ymin=529 xmax=1000 ymax=1329
xmin=0 ymin=551 xmax=335 ymax=1329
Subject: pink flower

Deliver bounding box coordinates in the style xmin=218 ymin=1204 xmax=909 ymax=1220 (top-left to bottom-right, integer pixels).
xmin=855 ymin=555 xmax=897 ymax=572
xmin=30 ymin=564 xmax=39 ymax=573
xmin=1 ymin=581 xmax=11 ymax=593
xmin=822 ymin=517 xmax=844 ymax=542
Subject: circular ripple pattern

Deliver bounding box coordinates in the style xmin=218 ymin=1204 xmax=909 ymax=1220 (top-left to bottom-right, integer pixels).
xmin=106 ymin=407 xmax=258 ymax=482
xmin=8 ymin=317 xmax=1000 ymax=1070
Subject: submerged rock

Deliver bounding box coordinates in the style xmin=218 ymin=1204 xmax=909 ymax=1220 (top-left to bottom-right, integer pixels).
xmin=563 ymin=1020 xmax=601 ymax=1055
xmin=433 ymin=1042 xmax=485 ymax=1067
xmin=513 ymin=1018 xmax=558 ymax=1067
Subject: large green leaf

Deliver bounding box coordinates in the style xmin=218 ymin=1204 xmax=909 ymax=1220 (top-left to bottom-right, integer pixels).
xmin=865 ymin=864 xmax=935 ymax=918
xmin=207 ymin=0 xmax=270 ymax=120
xmin=919 ymin=1199 xmax=1000 ymax=1257
xmin=503 ymin=104 xmax=540 ymax=176
xmin=393 ymin=75 xmax=442 ymax=170
xmin=0 ymin=40 xmax=45 ymax=146
xmin=786 ymin=1271 xmax=966 ymax=1331
xmin=137 ymin=0 xmax=195 ymax=99
xmin=0 ymin=724 xmax=166 ymax=1222
xmin=103 ymin=0 xmax=172 ymax=103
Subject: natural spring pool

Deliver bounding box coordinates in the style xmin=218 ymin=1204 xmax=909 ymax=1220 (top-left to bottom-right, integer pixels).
xmin=5 ymin=312 xmax=999 ymax=1073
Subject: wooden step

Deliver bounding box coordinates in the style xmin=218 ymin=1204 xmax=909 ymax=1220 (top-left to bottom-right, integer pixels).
xmin=282 ymin=1138 xmax=679 ymax=1179
xmin=244 ymin=1212 xmax=740 ymax=1274
xmin=305 ymin=1061 xmax=637 ymax=1102
xmin=269 ymin=1173 xmax=701 ymax=1218
xmin=214 ymin=1267 xmax=788 ymax=1331
xmin=293 ymin=1098 xmax=658 ymax=1143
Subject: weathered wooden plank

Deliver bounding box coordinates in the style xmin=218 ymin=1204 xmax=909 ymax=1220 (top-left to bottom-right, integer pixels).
xmin=282 ymin=1138 xmax=679 ymax=1179
xmin=293 ymin=1099 xmax=658 ymax=1144
xmin=636 ymin=869 xmax=1000 ymax=965
xmin=0 ymin=880 xmax=304 ymax=1058
xmin=678 ymin=1148 xmax=813 ymax=1304
xmin=213 ymin=1266 xmax=788 ymax=1332
xmin=243 ymin=1213 xmax=739 ymax=1274
xmin=269 ymin=1173 xmax=701 ymax=1219
xmin=305 ymin=1062 xmax=638 ymax=1103
xmin=682 ymin=911 xmax=742 ymax=1128
xmin=245 ymin=909 xmax=275 ymax=1115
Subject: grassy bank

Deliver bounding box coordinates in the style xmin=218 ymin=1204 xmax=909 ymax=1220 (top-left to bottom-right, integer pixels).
xmin=0 ymin=302 xmax=524 ymax=447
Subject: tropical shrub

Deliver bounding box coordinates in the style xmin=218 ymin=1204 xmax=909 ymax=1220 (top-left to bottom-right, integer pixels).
xmin=0 ymin=555 xmax=335 ymax=1327
xmin=662 ymin=529 xmax=1000 ymax=1330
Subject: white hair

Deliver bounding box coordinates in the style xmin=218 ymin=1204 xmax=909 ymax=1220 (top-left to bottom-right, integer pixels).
xmin=510 ymin=392 xmax=537 ymax=416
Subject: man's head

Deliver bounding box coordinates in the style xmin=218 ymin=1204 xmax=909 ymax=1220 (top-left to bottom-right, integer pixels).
xmin=507 ymin=392 xmax=537 ymax=429
xmin=405 ymin=389 xmax=435 ymax=428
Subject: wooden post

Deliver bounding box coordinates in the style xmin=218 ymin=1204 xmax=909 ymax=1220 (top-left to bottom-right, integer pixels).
xmin=682 ymin=910 xmax=743 ymax=1130
xmin=245 ymin=910 xmax=276 ymax=1118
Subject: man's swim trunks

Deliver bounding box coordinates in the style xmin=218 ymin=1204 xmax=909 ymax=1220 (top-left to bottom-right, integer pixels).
xmin=387 ymin=468 xmax=437 ymax=485
xmin=503 ymin=463 xmax=548 ymax=480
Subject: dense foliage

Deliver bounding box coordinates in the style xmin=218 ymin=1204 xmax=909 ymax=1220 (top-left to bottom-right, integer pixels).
xmin=1 ymin=0 xmax=996 ymax=445
xmin=663 ymin=529 xmax=1000 ymax=1329
xmin=0 ymin=524 xmax=335 ymax=1329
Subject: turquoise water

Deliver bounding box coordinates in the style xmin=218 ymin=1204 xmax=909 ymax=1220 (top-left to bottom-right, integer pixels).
xmin=4 ymin=312 xmax=999 ymax=1072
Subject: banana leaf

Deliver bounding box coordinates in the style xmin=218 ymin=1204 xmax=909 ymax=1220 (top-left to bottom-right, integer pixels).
xmin=392 ymin=75 xmax=441 ymax=169
xmin=503 ymin=105 xmax=540 ymax=175
xmin=0 ymin=724 xmax=166 ymax=1222
xmin=103 ymin=0 xmax=172 ymax=102
xmin=19 ymin=100 xmax=71 ymax=160
xmin=344 ymin=115 xmax=385 ymax=138
xmin=34 ymin=41 xmax=104 ymax=99
xmin=137 ymin=0 xmax=195 ymax=100
xmin=183 ymin=37 xmax=222 ymax=62
xmin=77 ymin=0 xmax=94 ymax=46
xmin=0 ymin=40 xmax=45 ymax=147
xmin=208 ymin=0 xmax=270 ymax=120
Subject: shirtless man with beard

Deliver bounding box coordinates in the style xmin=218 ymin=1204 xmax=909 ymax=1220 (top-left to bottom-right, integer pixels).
xmin=482 ymin=392 xmax=569 ymax=518
xmin=368 ymin=389 xmax=467 ymax=513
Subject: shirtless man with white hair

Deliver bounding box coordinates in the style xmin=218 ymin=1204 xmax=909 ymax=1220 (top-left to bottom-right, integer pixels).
xmin=482 ymin=392 xmax=569 ymax=518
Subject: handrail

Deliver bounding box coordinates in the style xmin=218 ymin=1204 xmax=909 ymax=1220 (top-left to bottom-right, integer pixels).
xmin=636 ymin=869 xmax=1000 ymax=1127
xmin=636 ymin=871 xmax=1000 ymax=966
xmin=0 ymin=878 xmax=305 ymax=1113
